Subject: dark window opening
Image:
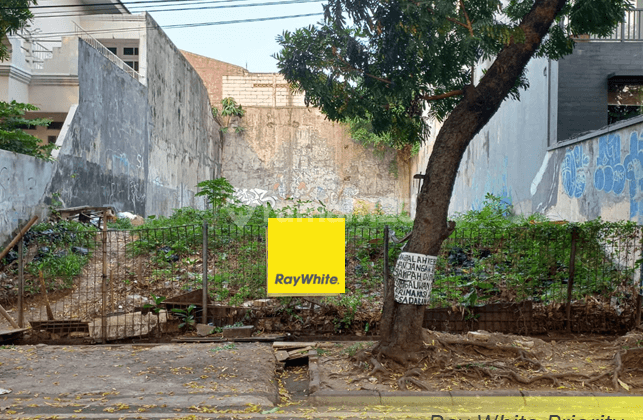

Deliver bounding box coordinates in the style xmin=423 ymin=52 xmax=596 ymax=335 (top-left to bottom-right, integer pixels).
xmin=16 ymin=124 xmax=36 ymax=130
xmin=608 ymin=76 xmax=643 ymax=124
xmin=48 ymin=136 xmax=57 ymax=144
xmin=48 ymin=121 xmax=63 ymax=130
xmin=107 ymin=47 xmax=117 ymax=55
xmin=123 ymin=47 xmax=138 ymax=56
xmin=124 ymin=61 xmax=139 ymax=71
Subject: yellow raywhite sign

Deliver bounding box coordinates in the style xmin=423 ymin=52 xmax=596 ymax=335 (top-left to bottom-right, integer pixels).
xmin=267 ymin=218 xmax=345 ymax=296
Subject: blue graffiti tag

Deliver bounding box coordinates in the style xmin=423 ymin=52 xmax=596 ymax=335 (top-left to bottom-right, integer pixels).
xmin=561 ymin=145 xmax=590 ymax=198
xmin=623 ymin=131 xmax=643 ymax=218
xmin=594 ymin=134 xmax=626 ymax=195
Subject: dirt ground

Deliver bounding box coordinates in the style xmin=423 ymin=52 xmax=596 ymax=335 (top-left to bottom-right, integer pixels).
xmin=314 ymin=328 xmax=643 ymax=394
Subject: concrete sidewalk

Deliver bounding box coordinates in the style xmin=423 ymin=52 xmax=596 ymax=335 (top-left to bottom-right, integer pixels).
xmin=0 ymin=342 xmax=278 ymax=417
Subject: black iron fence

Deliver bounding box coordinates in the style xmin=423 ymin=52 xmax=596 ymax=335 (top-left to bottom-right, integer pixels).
xmin=1 ymin=219 xmax=642 ymax=341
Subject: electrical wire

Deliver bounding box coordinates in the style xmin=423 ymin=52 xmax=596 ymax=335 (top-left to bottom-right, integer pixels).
xmin=24 ymin=12 xmax=323 ymax=40
xmin=3 ymin=0 xmax=254 ymax=10
xmin=31 ymin=0 xmax=323 ymax=18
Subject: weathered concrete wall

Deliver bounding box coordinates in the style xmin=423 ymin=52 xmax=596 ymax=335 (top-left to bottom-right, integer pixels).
xmin=222 ymin=107 xmax=407 ymax=214
xmin=144 ymin=15 xmax=220 ymax=215
xmin=47 ymin=39 xmax=149 ymax=215
xmin=0 ymin=150 xmax=53 ymax=243
xmin=444 ymin=56 xmax=559 ymax=217
xmin=550 ymin=116 xmax=643 ymax=222
xmin=181 ymin=51 xmax=248 ymax=109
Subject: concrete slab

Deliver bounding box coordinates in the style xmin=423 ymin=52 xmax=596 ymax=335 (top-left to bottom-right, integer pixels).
xmin=0 ymin=342 xmax=278 ymax=417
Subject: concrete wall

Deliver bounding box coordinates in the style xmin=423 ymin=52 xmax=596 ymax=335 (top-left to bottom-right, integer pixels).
xmin=549 ymin=116 xmax=643 ymax=222
xmin=47 ymin=39 xmax=149 ymax=215
xmin=0 ymin=149 xmax=53 ymax=242
xmin=557 ymin=42 xmax=643 ymax=141
xmin=144 ymin=15 xmax=220 ymax=216
xmin=442 ymin=56 xmax=559 ymax=216
xmin=222 ymin=107 xmax=408 ymax=214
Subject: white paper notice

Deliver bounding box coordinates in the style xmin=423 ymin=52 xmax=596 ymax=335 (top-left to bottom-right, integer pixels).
xmin=393 ymin=252 xmax=437 ymax=305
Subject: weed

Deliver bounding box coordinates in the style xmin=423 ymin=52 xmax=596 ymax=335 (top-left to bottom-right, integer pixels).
xmin=171 ymin=304 xmax=197 ymax=331
xmin=210 ymin=343 xmax=237 ymax=353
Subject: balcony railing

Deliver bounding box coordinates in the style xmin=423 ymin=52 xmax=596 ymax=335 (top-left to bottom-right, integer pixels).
xmin=570 ymin=8 xmax=643 ymax=42
xmin=74 ymin=23 xmax=142 ymax=82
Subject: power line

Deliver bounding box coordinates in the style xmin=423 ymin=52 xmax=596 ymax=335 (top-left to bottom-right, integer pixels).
xmin=26 ymin=12 xmax=323 ymax=39
xmin=3 ymin=0 xmax=251 ymax=10
xmin=31 ymin=0 xmax=324 ymax=19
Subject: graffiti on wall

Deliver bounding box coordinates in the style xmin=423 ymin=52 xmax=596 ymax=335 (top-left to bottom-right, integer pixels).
xmin=594 ymin=134 xmax=626 ymax=195
xmin=234 ymin=188 xmax=277 ymax=207
xmin=561 ymin=144 xmax=590 ymax=198
xmin=560 ymin=129 xmax=643 ymax=220
xmin=621 ymin=132 xmax=643 ymax=218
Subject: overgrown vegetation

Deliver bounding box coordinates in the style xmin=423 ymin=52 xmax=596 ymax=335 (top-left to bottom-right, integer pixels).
xmin=211 ymin=97 xmax=245 ymax=133
xmin=1 ymin=193 xmax=639 ymax=335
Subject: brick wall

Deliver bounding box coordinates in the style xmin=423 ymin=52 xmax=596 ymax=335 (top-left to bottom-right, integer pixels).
xmin=222 ymin=73 xmax=306 ymax=107
xmin=181 ymin=50 xmax=249 ymax=108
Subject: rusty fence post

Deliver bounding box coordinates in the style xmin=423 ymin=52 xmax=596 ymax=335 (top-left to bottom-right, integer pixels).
xmin=18 ymin=239 xmax=24 ymax=328
xmin=383 ymin=225 xmax=389 ymax=300
xmin=202 ymin=219 xmax=208 ymax=325
xmin=101 ymin=211 xmax=108 ymax=343
xmin=566 ymin=227 xmax=578 ymax=334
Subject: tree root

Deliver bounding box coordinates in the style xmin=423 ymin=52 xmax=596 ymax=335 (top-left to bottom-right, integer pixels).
xmin=437 ymin=338 xmax=537 ymax=358
xmin=349 ymin=357 xmax=389 ymax=384
xmin=398 ymin=368 xmax=429 ymax=391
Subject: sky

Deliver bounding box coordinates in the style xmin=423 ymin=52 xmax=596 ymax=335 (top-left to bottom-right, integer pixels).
xmin=127 ymin=0 xmax=327 ymax=73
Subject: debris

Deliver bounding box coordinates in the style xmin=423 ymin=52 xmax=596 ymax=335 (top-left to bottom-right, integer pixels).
xmin=467 ymin=331 xmax=490 ymax=341
xmin=0 ymin=388 xmax=11 ymax=395
xmin=222 ymin=325 xmax=254 ymax=338
xmin=196 ymin=323 xmax=214 ymax=337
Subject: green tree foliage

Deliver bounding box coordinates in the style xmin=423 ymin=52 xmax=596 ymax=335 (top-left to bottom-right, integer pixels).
xmin=1 ymin=0 xmax=37 ymax=61
xmin=276 ymin=0 xmax=629 ymax=145
xmin=0 ymin=100 xmax=55 ymax=161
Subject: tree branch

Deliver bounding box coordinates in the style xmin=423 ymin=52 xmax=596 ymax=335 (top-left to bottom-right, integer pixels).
xmin=421 ymin=90 xmax=464 ymax=101
xmin=459 ymin=0 xmax=475 ymax=37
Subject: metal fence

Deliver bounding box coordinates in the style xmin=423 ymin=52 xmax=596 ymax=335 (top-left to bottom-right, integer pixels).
xmin=1 ymin=220 xmax=642 ymax=342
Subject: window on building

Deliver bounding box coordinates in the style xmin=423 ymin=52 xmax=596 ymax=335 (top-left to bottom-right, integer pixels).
xmin=608 ymin=76 xmax=643 ymax=124
xmin=48 ymin=136 xmax=57 ymax=144
xmin=124 ymin=61 xmax=139 ymax=71
xmin=107 ymin=47 xmax=117 ymax=55
xmin=48 ymin=121 xmax=63 ymax=130
xmin=123 ymin=47 xmax=138 ymax=56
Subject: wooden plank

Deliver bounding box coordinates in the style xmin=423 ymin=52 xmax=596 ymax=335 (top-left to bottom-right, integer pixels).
xmin=287 ymin=346 xmax=313 ymax=359
xmin=0 ymin=304 xmax=19 ymax=329
xmin=275 ymin=350 xmax=290 ymax=362
xmin=273 ymin=341 xmax=317 ymax=349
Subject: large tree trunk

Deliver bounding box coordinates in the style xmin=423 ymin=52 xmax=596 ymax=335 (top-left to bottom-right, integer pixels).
xmin=377 ymin=0 xmax=567 ymax=365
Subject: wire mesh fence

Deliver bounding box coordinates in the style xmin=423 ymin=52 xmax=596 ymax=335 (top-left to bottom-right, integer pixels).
xmin=1 ymin=219 xmax=642 ymax=341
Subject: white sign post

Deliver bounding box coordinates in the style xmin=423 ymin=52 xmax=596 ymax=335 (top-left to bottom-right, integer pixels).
xmin=393 ymin=252 xmax=437 ymax=305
